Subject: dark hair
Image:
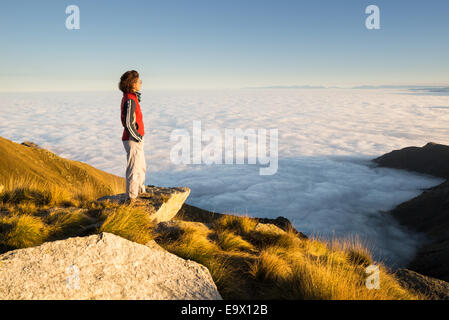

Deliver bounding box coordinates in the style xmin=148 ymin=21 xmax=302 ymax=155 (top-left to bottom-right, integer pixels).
xmin=119 ymin=70 xmax=139 ymax=93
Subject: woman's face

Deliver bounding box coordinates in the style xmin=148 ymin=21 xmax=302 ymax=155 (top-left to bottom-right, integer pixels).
xmin=134 ymin=78 xmax=142 ymax=92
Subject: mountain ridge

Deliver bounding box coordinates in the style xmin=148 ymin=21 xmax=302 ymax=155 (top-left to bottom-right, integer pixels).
xmin=374 ymin=142 xmax=449 ymax=282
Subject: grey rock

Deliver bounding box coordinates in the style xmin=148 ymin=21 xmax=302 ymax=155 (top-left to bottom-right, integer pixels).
xmin=0 ymin=233 xmax=222 ymax=300
xmin=21 ymin=141 xmax=41 ymax=149
xmin=254 ymin=222 xmax=286 ymax=235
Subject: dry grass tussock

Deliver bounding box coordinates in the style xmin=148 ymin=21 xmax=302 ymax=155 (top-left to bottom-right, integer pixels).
xmin=154 ymin=214 xmax=424 ymax=300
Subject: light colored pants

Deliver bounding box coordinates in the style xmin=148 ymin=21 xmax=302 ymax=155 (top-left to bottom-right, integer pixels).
xmin=122 ymin=137 xmax=146 ymax=199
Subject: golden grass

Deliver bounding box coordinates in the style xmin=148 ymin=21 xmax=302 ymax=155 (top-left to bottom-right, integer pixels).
xmin=0 ymin=136 xmax=126 ymax=205
xmin=212 ymin=214 xmax=257 ymax=235
xmin=0 ymin=199 xmax=155 ymax=254
xmin=154 ymin=214 xmax=425 ymax=300
xmin=44 ymin=208 xmax=96 ymax=239
xmin=160 ymin=224 xmax=221 ymax=267
xmin=325 ymin=234 xmax=374 ymax=267
xmin=248 ymin=246 xmax=293 ymax=283
xmin=0 ymin=175 xmax=123 ymax=208
xmin=215 ymin=229 xmax=255 ymax=252
xmin=99 ymin=205 xmax=155 ymax=245
xmin=6 ymin=202 xmax=40 ymax=216
xmin=249 ymin=228 xmax=301 ymax=250
xmin=0 ymin=214 xmax=50 ymax=251
xmin=244 ymin=235 xmax=421 ymax=300
xmin=281 ymin=253 xmax=417 ymax=300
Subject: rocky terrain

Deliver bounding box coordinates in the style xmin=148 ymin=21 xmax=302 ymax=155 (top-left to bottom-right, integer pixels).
xmin=374 ymin=142 xmax=449 ymax=282
xmin=0 ymin=232 xmax=222 ymax=300
xmin=394 ymin=268 xmax=449 ymax=300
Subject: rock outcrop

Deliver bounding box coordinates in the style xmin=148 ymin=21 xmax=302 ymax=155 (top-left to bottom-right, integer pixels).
xmin=254 ymin=222 xmax=286 ymax=235
xmin=21 ymin=141 xmax=41 ymax=149
xmin=176 ymin=203 xmax=308 ymax=239
xmin=374 ymin=142 xmax=449 ymax=178
xmin=0 ymin=233 xmax=222 ymax=300
xmin=98 ymin=186 xmax=191 ymax=223
xmin=394 ymin=269 xmax=449 ymax=300
xmin=374 ymin=142 xmax=449 ymax=282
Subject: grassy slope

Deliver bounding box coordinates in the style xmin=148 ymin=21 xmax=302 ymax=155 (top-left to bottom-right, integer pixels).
xmin=0 ymin=136 xmax=426 ymax=300
xmin=0 ymin=136 xmax=125 ymax=201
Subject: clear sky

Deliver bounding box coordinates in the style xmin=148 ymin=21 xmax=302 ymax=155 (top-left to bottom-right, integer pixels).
xmin=0 ymin=0 xmax=448 ymax=91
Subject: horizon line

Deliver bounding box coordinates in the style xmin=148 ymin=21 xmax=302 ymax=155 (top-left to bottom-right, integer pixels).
xmin=1 ymin=84 xmax=449 ymax=94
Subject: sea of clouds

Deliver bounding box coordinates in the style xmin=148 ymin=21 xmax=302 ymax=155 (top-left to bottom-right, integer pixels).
xmin=1 ymin=88 xmax=448 ymax=266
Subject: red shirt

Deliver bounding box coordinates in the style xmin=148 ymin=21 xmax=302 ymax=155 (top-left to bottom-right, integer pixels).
xmin=121 ymin=92 xmax=144 ymax=141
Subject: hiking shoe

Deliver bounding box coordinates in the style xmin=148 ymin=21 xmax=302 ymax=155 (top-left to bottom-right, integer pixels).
xmin=124 ymin=197 xmax=137 ymax=206
xmin=138 ymin=192 xmax=153 ymax=198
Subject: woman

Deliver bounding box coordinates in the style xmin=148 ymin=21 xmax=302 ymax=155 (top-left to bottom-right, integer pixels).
xmin=119 ymin=70 xmax=146 ymax=204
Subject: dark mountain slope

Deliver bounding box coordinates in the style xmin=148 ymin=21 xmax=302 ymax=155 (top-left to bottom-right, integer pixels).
xmin=374 ymin=143 xmax=449 ymax=281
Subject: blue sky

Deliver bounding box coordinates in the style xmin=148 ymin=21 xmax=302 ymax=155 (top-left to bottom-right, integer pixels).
xmin=0 ymin=0 xmax=448 ymax=91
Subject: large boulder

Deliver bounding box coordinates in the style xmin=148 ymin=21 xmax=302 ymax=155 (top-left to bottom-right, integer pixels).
xmin=0 ymin=233 xmax=222 ymax=300
xmin=98 ymin=186 xmax=190 ymax=223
